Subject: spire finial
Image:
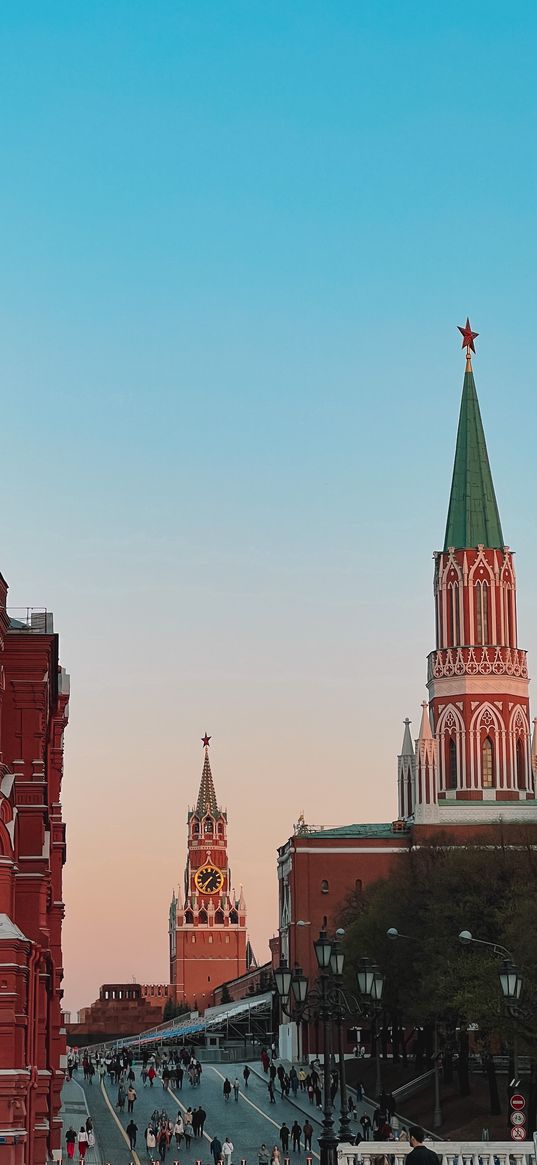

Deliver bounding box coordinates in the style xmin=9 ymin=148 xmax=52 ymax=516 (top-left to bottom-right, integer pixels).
xmin=458 ymin=317 xmax=478 ymax=371
xmin=201 ymin=733 xmax=211 ymax=750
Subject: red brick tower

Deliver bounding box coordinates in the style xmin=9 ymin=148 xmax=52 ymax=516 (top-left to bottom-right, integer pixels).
xmin=399 ymin=321 xmax=536 ymax=825
xmin=169 ymin=736 xmax=247 ymax=1010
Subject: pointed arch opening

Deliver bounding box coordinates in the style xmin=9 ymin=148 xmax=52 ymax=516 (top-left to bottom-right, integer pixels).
xmin=215 ymin=909 xmax=225 ymax=924
xmin=448 ymin=738 xmax=457 ymax=790
xmin=482 ymin=736 xmax=494 ymax=788
xmin=198 ymin=908 xmax=208 ymax=924
xmin=516 ymin=737 xmax=525 ymax=791
xmin=476 ymin=581 xmax=489 ymax=645
xmin=184 ymin=910 xmax=194 ymax=925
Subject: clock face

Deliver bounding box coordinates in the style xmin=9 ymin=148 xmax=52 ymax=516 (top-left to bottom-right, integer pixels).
xmin=194 ymin=864 xmax=225 ymax=894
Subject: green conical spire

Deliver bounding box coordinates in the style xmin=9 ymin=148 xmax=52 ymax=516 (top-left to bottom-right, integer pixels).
xmin=444 ymin=362 xmax=504 ymax=551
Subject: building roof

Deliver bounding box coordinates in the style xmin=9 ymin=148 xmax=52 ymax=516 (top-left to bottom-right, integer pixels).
xmin=196 ymin=748 xmax=219 ymax=818
xmin=297 ymin=822 xmax=407 ymax=840
xmin=443 ymin=365 xmax=504 ymax=551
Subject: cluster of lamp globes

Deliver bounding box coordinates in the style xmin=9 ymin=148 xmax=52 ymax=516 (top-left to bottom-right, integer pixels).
xmin=275 ymin=924 xmax=522 ymax=1007
xmin=274 ymin=924 xmax=385 ymax=1007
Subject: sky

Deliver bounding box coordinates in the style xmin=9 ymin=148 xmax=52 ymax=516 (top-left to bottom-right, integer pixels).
xmin=0 ymin=2 xmax=536 ymax=1013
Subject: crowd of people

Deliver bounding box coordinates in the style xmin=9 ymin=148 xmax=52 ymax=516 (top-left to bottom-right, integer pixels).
xmin=65 ymin=1038 xmax=424 ymax=1162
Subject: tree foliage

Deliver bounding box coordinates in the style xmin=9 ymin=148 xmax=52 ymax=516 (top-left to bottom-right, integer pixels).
xmin=340 ymin=830 xmax=537 ymax=1049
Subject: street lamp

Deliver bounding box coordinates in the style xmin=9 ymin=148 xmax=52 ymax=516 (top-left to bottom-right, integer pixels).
xmin=458 ymin=929 xmax=522 ymax=1081
xmin=356 ymin=957 xmax=385 ymax=1099
xmin=274 ymin=927 xmax=356 ymax=1164
xmin=387 ymin=925 xmax=442 ymax=1129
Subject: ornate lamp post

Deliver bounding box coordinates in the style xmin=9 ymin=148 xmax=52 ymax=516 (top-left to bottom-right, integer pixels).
xmin=356 ymin=957 xmax=385 ymax=1099
xmin=274 ymin=926 xmax=355 ymax=1165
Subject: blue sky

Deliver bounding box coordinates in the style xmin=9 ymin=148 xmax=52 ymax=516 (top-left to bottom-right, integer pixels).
xmin=1 ymin=2 xmax=536 ymax=1008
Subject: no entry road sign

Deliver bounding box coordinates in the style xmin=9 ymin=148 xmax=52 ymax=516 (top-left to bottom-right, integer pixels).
xmin=511 ymin=1093 xmax=526 ymax=1110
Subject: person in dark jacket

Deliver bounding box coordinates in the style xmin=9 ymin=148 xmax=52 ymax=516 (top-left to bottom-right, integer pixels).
xmin=279 ymin=1123 xmax=290 ymax=1151
xmin=291 ymin=1122 xmax=302 ymax=1151
xmin=407 ymin=1126 xmax=440 ymax=1165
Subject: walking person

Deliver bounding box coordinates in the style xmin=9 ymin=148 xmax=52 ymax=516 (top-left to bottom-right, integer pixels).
xmin=258 ymin=1145 xmax=270 ymax=1165
xmin=271 ymin=1148 xmax=281 ymax=1165
xmin=127 ymin=1120 xmax=138 ymax=1150
xmin=279 ymin=1122 xmax=290 ymax=1152
xmin=127 ymin=1084 xmax=137 ymax=1112
xmin=303 ymin=1120 xmax=313 ymax=1150
xmin=78 ymin=1126 xmax=89 ymax=1161
xmin=243 ymin=1065 xmax=251 ymax=1088
xmin=174 ymin=1116 xmax=184 ymax=1147
xmin=291 ymin=1121 xmax=302 ymax=1152
xmin=223 ymin=1077 xmax=232 ymax=1102
xmin=360 ymin=1113 xmax=372 ymax=1141
xmin=183 ymin=1109 xmax=193 ymax=1148
xmin=198 ymin=1106 xmax=207 ymax=1136
xmin=222 ymin=1136 xmax=234 ymax=1165
xmin=117 ymin=1082 xmax=126 ymax=1111
xmin=210 ymin=1135 xmax=223 ymax=1164
xmin=268 ymin=1079 xmax=276 ymax=1104
xmin=146 ymin=1126 xmax=157 ymax=1160
xmin=65 ymin=1126 xmax=76 ymax=1160
xmin=233 ymin=1076 xmax=240 ymax=1101
xmin=158 ymin=1127 xmax=168 ymax=1161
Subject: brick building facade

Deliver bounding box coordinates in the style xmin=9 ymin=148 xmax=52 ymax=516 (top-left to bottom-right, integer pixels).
xmin=0 ymin=591 xmax=69 ymax=1164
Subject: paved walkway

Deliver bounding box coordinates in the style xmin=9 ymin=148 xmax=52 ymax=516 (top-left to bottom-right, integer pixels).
xmin=60 ymin=1077 xmax=102 ymax=1163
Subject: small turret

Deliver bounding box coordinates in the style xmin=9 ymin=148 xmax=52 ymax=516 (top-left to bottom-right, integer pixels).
xmin=397 ymin=718 xmax=415 ymax=819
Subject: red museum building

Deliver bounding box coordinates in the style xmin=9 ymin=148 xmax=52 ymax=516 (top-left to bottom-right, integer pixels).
xmin=0 ymin=587 xmax=69 ymax=1163
xmin=277 ymin=325 xmax=537 ymax=1056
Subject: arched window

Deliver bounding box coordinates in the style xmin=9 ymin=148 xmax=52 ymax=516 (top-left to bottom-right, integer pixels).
xmin=448 ymin=738 xmax=457 ymax=789
xmin=215 ymin=910 xmax=224 ymax=924
xmin=516 ymin=738 xmax=525 ymax=790
xmin=321 ymin=879 xmax=329 ymax=894
xmin=482 ymin=736 xmax=494 ymax=788
xmin=198 ymin=909 xmax=208 ymax=924
xmin=355 ymin=878 xmax=362 ymax=893
xmin=192 ymin=820 xmax=200 ymax=835
xmin=476 ymin=582 xmax=489 ymax=645
xmin=185 ymin=910 xmax=194 ymax=925
xmin=204 ymin=819 xmax=213 ymax=834
xmin=448 ymin=584 xmax=460 ymax=646
xmin=229 ymin=909 xmax=238 ymax=924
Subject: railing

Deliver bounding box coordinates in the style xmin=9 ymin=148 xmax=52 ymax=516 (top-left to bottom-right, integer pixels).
xmin=428 ymin=645 xmax=528 ymax=681
xmin=339 ymin=1143 xmax=535 ymax=1165
xmin=4 ymin=607 xmax=53 ymax=633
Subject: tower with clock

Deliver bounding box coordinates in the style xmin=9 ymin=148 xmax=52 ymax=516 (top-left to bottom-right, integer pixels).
xmin=169 ymin=736 xmax=248 ymax=1009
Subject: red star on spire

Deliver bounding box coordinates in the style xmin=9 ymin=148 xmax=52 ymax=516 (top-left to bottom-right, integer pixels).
xmin=201 ymin=733 xmax=211 ymax=748
xmin=458 ymin=317 xmax=478 ymax=353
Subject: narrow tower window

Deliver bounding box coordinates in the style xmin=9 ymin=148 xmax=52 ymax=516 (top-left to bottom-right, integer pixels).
xmin=448 ymin=738 xmax=457 ymax=790
xmin=516 ymin=738 xmax=525 ymax=791
xmin=448 ymin=584 xmax=460 ymax=646
xmin=476 ymin=582 xmax=489 ymax=645
xmin=482 ymin=736 xmax=494 ymax=787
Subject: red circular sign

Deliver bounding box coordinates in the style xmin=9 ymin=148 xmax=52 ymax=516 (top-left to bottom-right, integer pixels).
xmin=511 ymin=1127 xmax=526 ymax=1141
xmin=511 ymin=1094 xmax=526 ymax=1110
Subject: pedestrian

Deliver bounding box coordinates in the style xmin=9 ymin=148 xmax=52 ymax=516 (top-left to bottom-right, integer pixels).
xmin=192 ymin=1108 xmax=200 ymax=1137
xmin=198 ymin=1106 xmax=207 ymax=1136
xmin=158 ymin=1127 xmax=168 ymax=1160
xmin=127 ymin=1085 xmax=137 ymax=1112
xmin=88 ymin=1061 xmax=95 ymax=1085
xmin=146 ymin=1126 xmax=157 ymax=1158
xmin=258 ymin=1144 xmax=270 ymax=1165
xmin=289 ymin=1067 xmax=298 ymax=1097
xmin=127 ymin=1120 xmax=138 ymax=1150
xmin=387 ymin=1093 xmax=396 ymax=1120
xmin=356 ymin=1081 xmax=364 ymax=1102
xmin=222 ymin=1136 xmax=234 ymax=1165
xmin=65 ymin=1126 xmax=76 ymax=1160
xmin=291 ymin=1121 xmax=301 ymax=1152
xmin=210 ymin=1135 xmax=223 ymax=1164
xmin=148 ymin=1065 xmax=156 ymax=1087
xmin=406 ymin=1126 xmax=440 ymax=1165
xmin=184 ymin=1109 xmax=193 ymax=1147
xmin=175 ymin=1065 xmax=184 ymax=1090
xmin=271 ymin=1148 xmax=281 ymax=1165
xmin=233 ymin=1076 xmax=240 ymax=1101
xmin=268 ymin=1079 xmax=276 ymax=1104
xmin=298 ymin=1068 xmax=306 ymax=1091
xmin=117 ymin=1082 xmax=126 ymax=1111
xmin=243 ymin=1065 xmax=251 ymax=1088
xmin=78 ymin=1126 xmax=89 ymax=1161
xmin=307 ymin=1079 xmax=314 ymax=1105
xmin=360 ymin=1113 xmax=371 ymax=1141
xmin=223 ymin=1076 xmax=232 ymax=1102
xmin=391 ymin=1114 xmax=400 ymax=1139
xmin=162 ymin=1066 xmax=170 ymax=1091
xmin=399 ymin=1127 xmax=409 ymax=1143
xmin=279 ymin=1122 xmax=290 ymax=1151
xmin=174 ymin=1116 xmax=184 ymax=1147
xmin=303 ymin=1120 xmax=313 ymax=1150
xmin=142 ymin=1065 xmax=148 ymax=1087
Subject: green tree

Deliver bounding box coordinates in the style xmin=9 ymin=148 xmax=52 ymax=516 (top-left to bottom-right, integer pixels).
xmin=220 ymin=983 xmax=232 ymax=1004
xmin=340 ymin=829 xmax=537 ymax=1114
